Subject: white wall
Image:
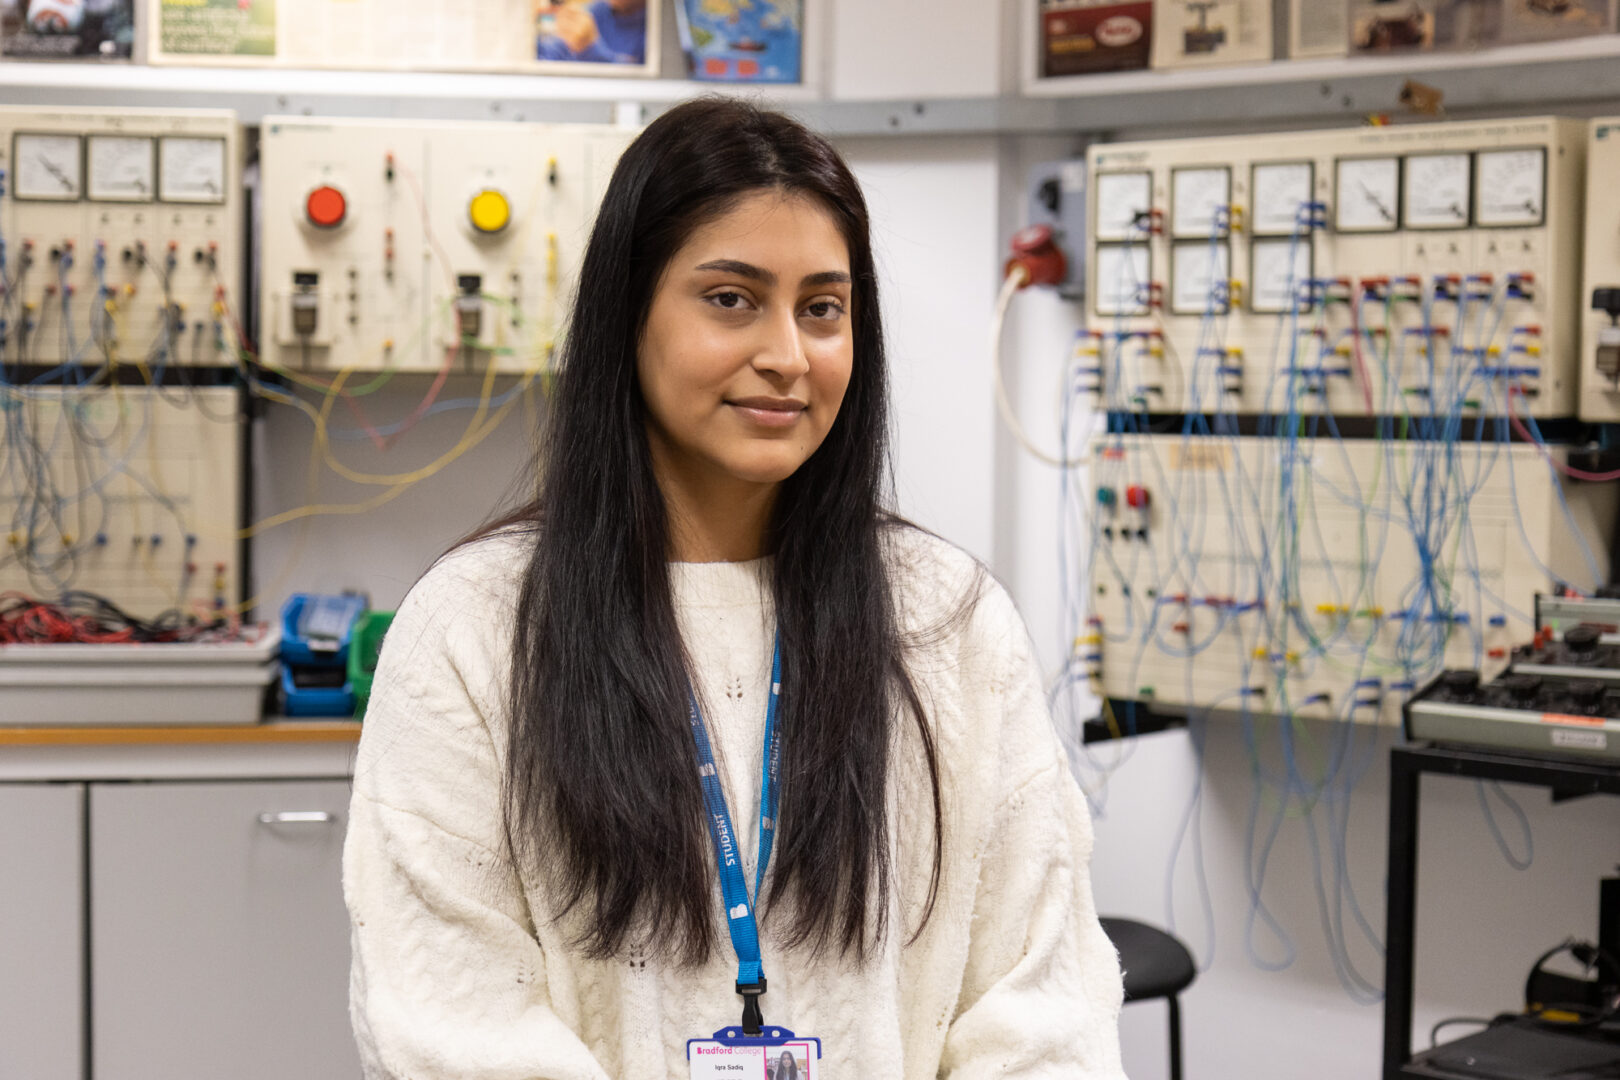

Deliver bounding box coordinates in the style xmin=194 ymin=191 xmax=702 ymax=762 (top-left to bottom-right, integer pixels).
xmin=838 ymin=135 xmax=1005 ymax=562
xmin=251 ymin=375 xmax=539 ymax=616
xmin=828 ymin=0 xmax=1008 ymax=100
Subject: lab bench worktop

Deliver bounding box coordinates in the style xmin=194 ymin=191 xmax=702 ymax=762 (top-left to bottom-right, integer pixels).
xmin=0 ymin=720 xmax=362 ymax=781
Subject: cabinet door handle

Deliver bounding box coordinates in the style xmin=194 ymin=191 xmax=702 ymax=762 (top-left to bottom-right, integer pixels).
xmin=257 ymin=811 xmax=336 ymax=825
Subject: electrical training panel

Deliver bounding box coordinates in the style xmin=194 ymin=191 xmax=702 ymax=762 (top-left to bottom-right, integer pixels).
xmin=1580 ymin=118 xmax=1620 ymax=422
xmin=258 ymin=116 xmax=635 ymax=375
xmin=0 ymin=106 xmax=244 ymax=371
xmin=0 ymin=387 xmax=243 ymax=620
xmin=1083 ymin=117 xmax=1585 ymax=419
xmin=1082 ymin=434 xmax=1615 ymax=724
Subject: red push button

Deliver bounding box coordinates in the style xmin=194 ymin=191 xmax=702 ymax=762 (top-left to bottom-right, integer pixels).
xmin=305 ymin=185 xmax=347 ymax=229
xmin=1125 ymin=485 xmax=1150 ymax=509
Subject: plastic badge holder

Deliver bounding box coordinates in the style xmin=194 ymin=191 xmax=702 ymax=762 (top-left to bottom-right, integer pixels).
xmin=687 ymin=1026 xmax=821 ymax=1079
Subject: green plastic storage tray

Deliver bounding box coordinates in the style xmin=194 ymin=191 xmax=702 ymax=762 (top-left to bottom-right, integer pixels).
xmin=347 ymin=611 xmax=394 ymax=719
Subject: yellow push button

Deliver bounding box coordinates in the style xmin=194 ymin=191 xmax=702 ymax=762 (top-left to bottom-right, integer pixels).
xmin=469 ymin=189 xmax=511 ymax=234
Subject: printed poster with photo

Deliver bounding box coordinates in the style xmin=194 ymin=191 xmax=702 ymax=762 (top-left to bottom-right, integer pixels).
xmin=1038 ymin=0 xmax=1153 ymax=77
xmin=146 ymin=0 xmax=658 ymax=75
xmin=536 ymin=0 xmax=656 ymax=72
xmin=1496 ymin=0 xmax=1616 ymax=44
xmin=1151 ymin=0 xmax=1273 ymax=69
xmin=1349 ymin=0 xmax=1440 ymax=50
xmin=1 ymin=0 xmax=134 ymax=60
xmin=1344 ymin=0 xmax=1614 ymax=51
xmin=673 ymin=0 xmax=802 ymax=83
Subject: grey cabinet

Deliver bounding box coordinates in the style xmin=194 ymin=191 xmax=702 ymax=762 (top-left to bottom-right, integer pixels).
xmin=0 ymin=783 xmax=85 ymax=1080
xmin=90 ymin=780 xmax=359 ymax=1080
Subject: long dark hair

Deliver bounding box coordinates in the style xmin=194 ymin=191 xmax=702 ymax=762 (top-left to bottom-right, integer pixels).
xmin=481 ymin=97 xmax=942 ymax=965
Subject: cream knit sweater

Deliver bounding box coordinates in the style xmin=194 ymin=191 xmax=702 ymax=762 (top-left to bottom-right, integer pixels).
xmin=343 ymin=527 xmax=1126 ymax=1079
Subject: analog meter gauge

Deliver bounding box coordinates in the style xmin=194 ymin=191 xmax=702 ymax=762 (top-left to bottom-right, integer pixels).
xmin=13 ymin=133 xmax=82 ymax=201
xmin=1171 ymin=166 xmax=1231 ymax=238
xmin=1335 ymin=157 xmax=1399 ymax=232
xmin=1251 ymin=162 xmax=1314 ymax=236
xmin=88 ymin=135 xmax=155 ymax=202
xmin=1171 ymin=242 xmax=1231 ymax=315
xmin=1402 ymin=153 xmax=1472 ymax=230
xmin=1094 ymin=244 xmax=1152 ymax=316
xmin=1475 ymin=148 xmax=1546 ymax=228
xmin=159 ymin=136 xmax=227 ymax=204
xmin=1250 ymin=238 xmax=1313 ymax=314
xmin=1095 ymin=171 xmax=1152 ymax=241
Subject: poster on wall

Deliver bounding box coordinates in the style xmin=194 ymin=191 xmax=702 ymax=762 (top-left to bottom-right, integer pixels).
xmin=146 ymin=0 xmax=658 ymax=75
xmin=1038 ymin=0 xmax=1153 ymax=77
xmin=536 ymin=0 xmax=653 ymax=70
xmin=1151 ymin=0 xmax=1273 ymax=68
xmin=0 ymin=0 xmax=134 ymax=59
xmin=673 ymin=0 xmax=802 ymax=83
xmin=1348 ymin=0 xmax=1439 ymax=50
xmin=157 ymin=0 xmax=274 ymax=57
xmin=1288 ymin=0 xmax=1350 ymax=56
xmin=1497 ymin=0 xmax=1616 ymax=44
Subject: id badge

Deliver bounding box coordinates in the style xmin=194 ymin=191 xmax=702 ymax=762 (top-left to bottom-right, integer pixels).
xmin=687 ymin=1026 xmax=821 ymax=1079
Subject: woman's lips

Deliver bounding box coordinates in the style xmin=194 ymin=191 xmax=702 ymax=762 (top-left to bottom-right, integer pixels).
xmin=728 ymin=398 xmax=806 ymax=428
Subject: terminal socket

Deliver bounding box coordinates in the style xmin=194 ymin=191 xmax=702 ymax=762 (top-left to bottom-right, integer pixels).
xmin=1598 ymin=328 xmax=1620 ymax=381
xmin=291 ymin=271 xmax=320 ymax=337
xmin=1595 ymin=287 xmax=1620 ymax=381
xmin=455 ymin=274 xmax=483 ymax=341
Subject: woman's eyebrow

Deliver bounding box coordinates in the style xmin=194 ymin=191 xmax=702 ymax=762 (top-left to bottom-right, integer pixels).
xmin=692 ymin=261 xmax=852 ymax=289
xmin=694 ymin=258 xmax=775 ymax=284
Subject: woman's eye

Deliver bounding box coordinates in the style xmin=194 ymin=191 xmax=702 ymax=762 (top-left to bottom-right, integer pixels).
xmin=803 ymin=300 xmax=845 ymax=321
xmin=708 ymin=291 xmax=749 ymax=310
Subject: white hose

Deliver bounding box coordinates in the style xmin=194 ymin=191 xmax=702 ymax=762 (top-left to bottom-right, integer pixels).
xmin=991 ymin=266 xmax=1090 ymax=468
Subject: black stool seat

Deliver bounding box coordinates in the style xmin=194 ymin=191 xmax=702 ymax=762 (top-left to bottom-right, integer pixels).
xmin=1100 ymin=916 xmax=1196 ymax=1000
xmin=1099 ymin=916 xmax=1197 ymax=1080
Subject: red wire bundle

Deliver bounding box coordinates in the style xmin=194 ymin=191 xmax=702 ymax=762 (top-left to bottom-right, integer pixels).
xmin=0 ymin=594 xmax=129 ymax=644
xmin=0 ymin=591 xmax=238 ymax=646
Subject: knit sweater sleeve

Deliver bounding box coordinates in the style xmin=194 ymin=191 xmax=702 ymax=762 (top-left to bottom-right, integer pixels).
xmin=936 ymin=587 xmax=1126 ymax=1080
xmin=342 ymin=544 xmax=609 ymax=1080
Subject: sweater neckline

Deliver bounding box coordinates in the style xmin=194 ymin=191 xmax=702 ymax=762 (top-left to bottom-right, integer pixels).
xmin=668 ymin=556 xmax=772 ymax=611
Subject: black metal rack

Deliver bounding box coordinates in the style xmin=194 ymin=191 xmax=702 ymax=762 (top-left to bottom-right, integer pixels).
xmin=1383 ymin=742 xmax=1620 ymax=1080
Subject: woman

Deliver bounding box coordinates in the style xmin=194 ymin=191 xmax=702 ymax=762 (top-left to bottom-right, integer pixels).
xmin=344 ymin=97 xmax=1125 ymax=1079
xmin=770 ymin=1049 xmax=800 ymax=1080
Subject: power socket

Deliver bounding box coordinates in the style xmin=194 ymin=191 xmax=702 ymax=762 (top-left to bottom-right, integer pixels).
xmin=1026 ymin=158 xmax=1088 ymax=301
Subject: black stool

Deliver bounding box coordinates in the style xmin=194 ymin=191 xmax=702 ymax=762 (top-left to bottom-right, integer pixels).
xmin=1099 ymin=916 xmax=1197 ymax=1080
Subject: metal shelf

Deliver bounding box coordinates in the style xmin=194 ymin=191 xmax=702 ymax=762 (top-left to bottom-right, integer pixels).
xmin=5 ymin=35 xmax=1620 ymax=136
xmin=1022 ymin=34 xmax=1620 ymax=137
xmin=0 ymin=60 xmax=817 ymax=127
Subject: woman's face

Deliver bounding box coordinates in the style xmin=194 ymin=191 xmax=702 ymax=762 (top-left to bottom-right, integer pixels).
xmin=638 ymin=190 xmax=854 ymax=492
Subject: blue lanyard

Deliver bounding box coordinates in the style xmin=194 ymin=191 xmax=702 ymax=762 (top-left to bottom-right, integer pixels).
xmin=687 ymin=631 xmax=781 ymax=1036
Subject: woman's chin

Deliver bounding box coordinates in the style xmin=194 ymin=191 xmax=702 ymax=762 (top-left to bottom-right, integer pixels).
xmin=720 ymin=452 xmax=812 ymax=487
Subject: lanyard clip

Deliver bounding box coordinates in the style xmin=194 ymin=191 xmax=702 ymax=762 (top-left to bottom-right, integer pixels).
xmin=736 ymin=978 xmax=767 ymax=1036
